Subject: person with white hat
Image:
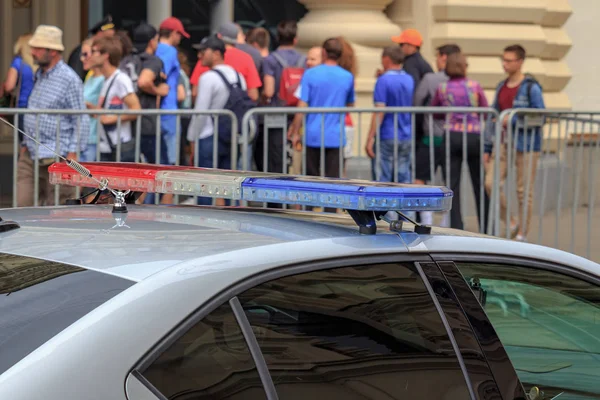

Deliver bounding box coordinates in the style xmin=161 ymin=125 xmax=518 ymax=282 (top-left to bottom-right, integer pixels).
xmin=17 ymin=25 xmax=90 ymax=207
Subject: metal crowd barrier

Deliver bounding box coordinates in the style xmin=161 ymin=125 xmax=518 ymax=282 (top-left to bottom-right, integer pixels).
xmin=241 ymin=106 xmax=498 ymax=233
xmin=2 ymin=106 xmax=599 ymax=261
xmin=1 ymin=108 xmax=236 ymax=207
xmin=491 ymin=109 xmax=600 ymax=259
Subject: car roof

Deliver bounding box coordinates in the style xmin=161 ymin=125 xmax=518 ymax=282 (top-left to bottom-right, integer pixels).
xmin=0 ymin=204 xmax=597 ymax=282
xmin=0 ymin=205 xmax=374 ymax=281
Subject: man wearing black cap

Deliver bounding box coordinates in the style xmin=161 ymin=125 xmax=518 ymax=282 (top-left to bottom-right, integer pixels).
xmin=187 ymin=36 xmax=248 ymax=205
xmin=68 ymin=15 xmax=115 ymax=81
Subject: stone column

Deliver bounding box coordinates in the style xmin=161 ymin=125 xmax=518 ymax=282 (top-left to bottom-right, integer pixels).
xmin=296 ymin=0 xmax=401 ymax=154
xmin=147 ymin=0 xmax=172 ymax=29
xmin=210 ymin=0 xmax=234 ymax=34
xmin=0 ymin=1 xmax=14 ymax=81
xmin=31 ymin=0 xmax=82 ymax=58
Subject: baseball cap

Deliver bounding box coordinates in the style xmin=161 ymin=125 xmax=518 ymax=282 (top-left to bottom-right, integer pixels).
xmin=192 ymin=36 xmax=209 ymax=51
xmin=132 ymin=23 xmax=157 ymax=52
xmin=216 ymin=22 xmax=240 ymax=45
xmin=391 ymin=28 xmax=423 ymax=47
xmin=200 ymin=36 xmax=226 ymax=54
xmin=159 ymin=17 xmax=190 ymax=39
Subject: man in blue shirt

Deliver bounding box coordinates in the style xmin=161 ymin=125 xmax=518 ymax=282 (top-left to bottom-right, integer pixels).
xmin=288 ymin=38 xmax=354 ymax=183
xmin=156 ymin=17 xmax=189 ymax=165
xmin=366 ymin=46 xmax=414 ymax=183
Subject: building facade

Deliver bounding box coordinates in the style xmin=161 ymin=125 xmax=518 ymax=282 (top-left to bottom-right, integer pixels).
xmin=0 ymin=0 xmax=579 ymax=110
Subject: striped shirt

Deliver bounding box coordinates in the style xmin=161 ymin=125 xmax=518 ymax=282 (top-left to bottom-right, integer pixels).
xmin=24 ymin=60 xmax=90 ymax=159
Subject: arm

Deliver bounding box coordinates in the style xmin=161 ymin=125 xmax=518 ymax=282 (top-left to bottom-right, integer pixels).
xmin=65 ymin=80 xmax=90 ymax=156
xmin=177 ymin=83 xmax=186 ymax=102
xmin=287 ymin=100 xmax=307 ymax=146
xmin=244 ymin=59 xmax=262 ymax=102
xmin=263 ymin=75 xmax=276 ymax=101
xmin=187 ymin=74 xmax=213 ymax=143
xmin=3 ymin=67 xmax=18 ymax=93
xmin=413 ymin=74 xmax=431 ymax=106
xmin=366 ymin=79 xmax=385 ymax=158
xmin=138 ymin=68 xmax=169 ymax=97
xmin=247 ymin=88 xmax=259 ymax=102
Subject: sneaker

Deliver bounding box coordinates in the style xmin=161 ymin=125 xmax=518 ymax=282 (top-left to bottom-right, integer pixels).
xmin=515 ymin=234 xmax=526 ymax=242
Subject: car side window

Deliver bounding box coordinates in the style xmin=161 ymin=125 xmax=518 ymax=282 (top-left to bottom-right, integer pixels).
xmin=457 ymin=262 xmax=600 ymax=400
xmin=238 ymin=262 xmax=472 ymax=399
xmin=142 ymin=302 xmax=267 ymax=400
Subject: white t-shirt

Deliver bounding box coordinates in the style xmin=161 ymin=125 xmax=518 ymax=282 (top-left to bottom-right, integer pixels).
xmin=187 ymin=64 xmax=248 ymax=141
xmin=97 ymin=70 xmax=135 ymax=153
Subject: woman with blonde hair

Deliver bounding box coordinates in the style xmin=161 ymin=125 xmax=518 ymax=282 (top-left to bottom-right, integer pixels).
xmin=336 ymin=36 xmax=357 ymax=176
xmin=80 ymin=38 xmax=105 ymax=161
xmin=1 ymin=33 xmax=37 ymax=139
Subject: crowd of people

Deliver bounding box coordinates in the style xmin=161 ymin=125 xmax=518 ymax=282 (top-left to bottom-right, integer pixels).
xmin=0 ymin=15 xmax=546 ymax=241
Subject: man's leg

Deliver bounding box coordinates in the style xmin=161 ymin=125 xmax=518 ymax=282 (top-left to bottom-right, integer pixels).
xmin=16 ymin=149 xmax=35 ymax=207
xmin=466 ymin=135 xmax=489 ymax=233
xmin=485 ymin=144 xmax=513 ymax=233
xmin=515 ymin=150 xmax=540 ymax=239
xmin=266 ymin=128 xmax=285 ymax=209
xmin=196 ymin=136 xmax=216 ymax=206
xmin=395 ymin=142 xmax=412 ymax=184
xmin=323 ymin=147 xmax=342 ymax=213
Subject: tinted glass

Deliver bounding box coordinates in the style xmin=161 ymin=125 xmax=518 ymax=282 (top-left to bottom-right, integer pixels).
xmin=239 ymin=263 xmax=471 ymax=399
xmin=0 ymin=253 xmax=134 ymax=375
xmin=143 ymin=302 xmax=266 ymax=400
xmin=458 ymin=263 xmax=600 ymax=399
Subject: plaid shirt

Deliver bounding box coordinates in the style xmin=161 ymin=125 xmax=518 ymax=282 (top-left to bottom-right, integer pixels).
xmin=24 ymin=60 xmax=90 ymax=159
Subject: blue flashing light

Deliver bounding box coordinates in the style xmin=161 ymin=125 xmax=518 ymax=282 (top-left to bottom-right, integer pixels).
xmin=241 ymin=176 xmax=452 ymax=212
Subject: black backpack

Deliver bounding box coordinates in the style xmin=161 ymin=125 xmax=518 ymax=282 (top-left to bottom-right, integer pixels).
xmin=119 ymin=53 xmax=144 ymax=93
xmin=211 ymin=69 xmax=256 ymax=145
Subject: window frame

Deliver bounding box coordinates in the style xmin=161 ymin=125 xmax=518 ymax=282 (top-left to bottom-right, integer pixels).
xmin=431 ymin=252 xmax=600 ymax=399
xmin=129 ymin=253 xmax=490 ymax=400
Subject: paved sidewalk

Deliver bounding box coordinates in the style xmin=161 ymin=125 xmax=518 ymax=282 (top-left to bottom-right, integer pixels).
xmin=462 ymin=206 xmax=600 ymax=262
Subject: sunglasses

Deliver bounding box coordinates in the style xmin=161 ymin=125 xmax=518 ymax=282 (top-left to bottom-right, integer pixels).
xmin=80 ymin=52 xmax=90 ymax=59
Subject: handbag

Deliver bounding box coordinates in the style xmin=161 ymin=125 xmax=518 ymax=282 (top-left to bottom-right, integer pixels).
xmin=100 ymin=72 xmax=135 ymax=160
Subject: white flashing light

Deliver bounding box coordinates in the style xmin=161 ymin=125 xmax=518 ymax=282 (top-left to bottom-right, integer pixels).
xmin=49 ymin=163 xmax=453 ymax=212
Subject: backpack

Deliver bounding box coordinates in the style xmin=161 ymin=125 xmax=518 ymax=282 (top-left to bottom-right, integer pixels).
xmin=271 ymin=52 xmax=305 ymax=106
xmin=211 ymin=68 xmax=257 ymax=145
xmin=119 ymin=53 xmax=144 ymax=93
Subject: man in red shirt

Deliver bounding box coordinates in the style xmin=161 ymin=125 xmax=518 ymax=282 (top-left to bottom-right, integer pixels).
xmin=190 ymin=23 xmax=261 ymax=102
xmin=484 ymin=44 xmax=545 ymax=241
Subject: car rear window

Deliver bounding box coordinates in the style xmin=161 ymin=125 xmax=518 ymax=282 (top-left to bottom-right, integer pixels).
xmin=0 ymin=253 xmax=134 ymax=375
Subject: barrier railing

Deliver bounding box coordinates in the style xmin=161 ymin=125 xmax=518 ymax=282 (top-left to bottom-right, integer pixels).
xmin=1 ymin=106 xmax=598 ymax=261
xmin=0 ymin=108 xmax=236 ymax=207
xmin=492 ymin=109 xmax=600 ymax=259
xmin=242 ymin=106 xmax=499 ymax=232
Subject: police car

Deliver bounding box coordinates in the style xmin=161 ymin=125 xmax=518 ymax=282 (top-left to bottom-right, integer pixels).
xmin=0 ymin=162 xmax=598 ymax=400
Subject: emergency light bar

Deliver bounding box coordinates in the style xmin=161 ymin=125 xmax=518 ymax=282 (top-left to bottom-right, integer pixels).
xmin=48 ymin=162 xmax=453 ymax=212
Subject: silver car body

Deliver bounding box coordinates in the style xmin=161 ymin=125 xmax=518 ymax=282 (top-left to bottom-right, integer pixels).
xmin=0 ymin=205 xmax=597 ymax=399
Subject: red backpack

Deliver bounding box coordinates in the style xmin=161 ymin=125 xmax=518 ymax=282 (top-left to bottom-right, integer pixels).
xmin=271 ymin=52 xmax=306 ymax=106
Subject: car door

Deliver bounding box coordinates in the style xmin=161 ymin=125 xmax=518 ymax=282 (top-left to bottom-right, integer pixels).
xmin=435 ymin=255 xmax=600 ymax=400
xmin=125 ymin=255 xmax=518 ymax=400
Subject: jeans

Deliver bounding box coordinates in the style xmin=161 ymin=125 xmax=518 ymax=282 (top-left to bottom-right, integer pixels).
xmin=141 ymin=135 xmax=169 ymax=165
xmin=140 ymin=135 xmax=170 ymax=204
xmin=164 ymin=130 xmax=177 ymax=165
xmin=100 ymin=146 xmax=135 ymax=162
xmin=372 ymin=140 xmax=412 ymax=183
xmin=196 ymin=135 xmax=232 ymax=206
xmin=80 ymin=143 xmax=97 ymax=162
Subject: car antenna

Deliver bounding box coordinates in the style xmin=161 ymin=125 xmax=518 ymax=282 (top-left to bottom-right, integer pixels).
xmin=0 ymin=117 xmax=130 ymax=213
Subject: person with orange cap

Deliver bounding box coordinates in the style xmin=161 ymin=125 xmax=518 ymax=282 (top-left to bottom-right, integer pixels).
xmin=390 ymin=28 xmax=433 ymax=90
